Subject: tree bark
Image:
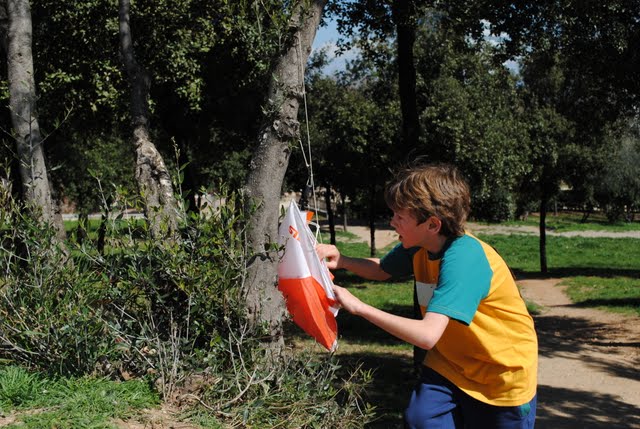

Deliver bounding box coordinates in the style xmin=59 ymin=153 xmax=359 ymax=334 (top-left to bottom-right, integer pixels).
xmin=243 ymin=0 xmax=327 ymax=357
xmin=340 ymin=192 xmax=348 ymax=232
xmin=391 ymin=0 xmax=420 ymax=154
xmin=5 ymin=0 xmax=65 ymax=240
xmin=539 ymin=193 xmax=548 ymax=274
xmin=324 ymin=185 xmax=336 ymax=245
xmin=119 ymin=0 xmax=179 ymax=238
xmin=368 ymin=182 xmax=377 ymax=257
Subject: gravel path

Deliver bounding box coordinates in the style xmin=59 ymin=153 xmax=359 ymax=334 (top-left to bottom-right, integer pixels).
xmin=466 ymin=222 xmax=640 ymax=239
xmin=341 ymin=222 xmax=640 ymax=249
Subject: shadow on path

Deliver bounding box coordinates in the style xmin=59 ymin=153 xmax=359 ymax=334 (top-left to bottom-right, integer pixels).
xmin=335 ymin=349 xmax=640 ymax=429
xmin=536 ymin=384 xmax=640 ymax=429
xmin=534 ymin=314 xmax=640 ymax=382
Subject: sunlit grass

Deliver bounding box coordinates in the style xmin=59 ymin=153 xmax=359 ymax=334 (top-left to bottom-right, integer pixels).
xmin=490 ymin=211 xmax=640 ymax=232
xmin=562 ymin=276 xmax=640 ymax=317
xmin=0 ymin=366 xmax=159 ymax=428
xmin=478 ymin=234 xmax=640 ymax=274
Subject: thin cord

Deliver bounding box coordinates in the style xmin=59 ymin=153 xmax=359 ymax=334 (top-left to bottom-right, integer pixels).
xmin=297 ymin=35 xmax=323 ymax=242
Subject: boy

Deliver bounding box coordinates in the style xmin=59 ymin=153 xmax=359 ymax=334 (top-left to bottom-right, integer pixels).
xmin=317 ymin=163 xmax=537 ymax=429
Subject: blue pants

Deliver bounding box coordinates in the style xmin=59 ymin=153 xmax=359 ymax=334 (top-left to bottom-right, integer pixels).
xmin=405 ymin=367 xmax=536 ymax=429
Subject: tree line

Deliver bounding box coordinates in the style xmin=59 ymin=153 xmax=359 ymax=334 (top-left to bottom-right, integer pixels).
xmin=296 ymin=0 xmax=640 ymax=273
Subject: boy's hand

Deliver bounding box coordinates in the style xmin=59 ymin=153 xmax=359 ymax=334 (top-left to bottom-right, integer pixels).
xmin=316 ymin=243 xmax=342 ymax=270
xmin=332 ymin=285 xmax=364 ymax=315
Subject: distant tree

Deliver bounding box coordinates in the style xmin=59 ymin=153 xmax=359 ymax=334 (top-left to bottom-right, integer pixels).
xmin=417 ymin=30 xmax=530 ymax=222
xmin=119 ymin=0 xmax=180 ymax=237
xmin=1 ymin=0 xmax=65 ymax=239
xmin=488 ymin=0 xmax=640 ymax=129
xmin=299 ymin=45 xmax=400 ymax=256
xmin=594 ymin=126 xmax=640 ymax=222
xmin=484 ymin=2 xmax=640 ymax=272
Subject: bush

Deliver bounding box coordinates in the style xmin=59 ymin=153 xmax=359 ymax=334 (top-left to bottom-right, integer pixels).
xmin=471 ymin=188 xmax=515 ymax=223
xmin=0 ymin=198 xmax=114 ymax=375
xmin=0 ymin=189 xmax=373 ymax=427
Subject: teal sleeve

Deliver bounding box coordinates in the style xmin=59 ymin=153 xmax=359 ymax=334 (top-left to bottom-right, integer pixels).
xmin=427 ymin=236 xmax=492 ymax=325
xmin=379 ymin=244 xmax=419 ymax=279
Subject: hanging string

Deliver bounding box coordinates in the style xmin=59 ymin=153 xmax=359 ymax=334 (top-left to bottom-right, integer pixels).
xmin=297 ymin=33 xmax=322 ymax=242
xmin=297 ymin=34 xmax=323 ymax=242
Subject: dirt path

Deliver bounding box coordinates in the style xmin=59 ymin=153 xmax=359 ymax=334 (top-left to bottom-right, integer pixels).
xmin=346 ymin=223 xmax=640 ymax=429
xmin=519 ymin=279 xmax=640 ymax=429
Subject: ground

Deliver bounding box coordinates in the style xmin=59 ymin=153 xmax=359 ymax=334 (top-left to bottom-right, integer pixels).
xmin=348 ymin=222 xmax=640 ymax=429
xmin=3 ymin=222 xmax=637 ymax=428
xmin=119 ymin=223 xmax=640 ymax=428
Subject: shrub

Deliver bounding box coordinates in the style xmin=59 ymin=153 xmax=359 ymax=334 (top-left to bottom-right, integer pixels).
xmin=0 ymin=198 xmax=114 ymax=375
xmin=471 ymin=188 xmax=515 ymax=223
xmin=0 ymin=189 xmax=373 ymax=427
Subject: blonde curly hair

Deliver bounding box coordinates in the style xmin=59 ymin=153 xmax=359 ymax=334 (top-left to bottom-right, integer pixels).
xmin=384 ymin=163 xmax=470 ymax=237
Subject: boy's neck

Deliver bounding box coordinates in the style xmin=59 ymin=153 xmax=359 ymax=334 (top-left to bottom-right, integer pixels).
xmin=424 ymin=233 xmax=450 ymax=255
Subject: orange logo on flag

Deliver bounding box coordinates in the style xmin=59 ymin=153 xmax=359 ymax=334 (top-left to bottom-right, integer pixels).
xmin=289 ymin=225 xmax=300 ymax=240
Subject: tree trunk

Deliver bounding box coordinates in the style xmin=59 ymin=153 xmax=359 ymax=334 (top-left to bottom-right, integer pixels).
xmin=119 ymin=0 xmax=179 ymax=238
xmin=369 ymin=183 xmax=377 ymax=257
xmin=243 ymin=0 xmax=327 ymax=357
xmin=340 ymin=192 xmax=349 ymax=233
xmin=391 ymin=0 xmax=420 ymax=154
xmin=324 ymin=185 xmax=336 ymax=245
xmin=580 ymin=204 xmax=592 ymax=223
xmin=5 ymin=0 xmax=65 ymax=240
xmin=539 ymin=194 xmax=548 ymax=274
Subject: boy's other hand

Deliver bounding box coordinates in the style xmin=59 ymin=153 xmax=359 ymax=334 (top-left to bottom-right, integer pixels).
xmin=332 ymin=285 xmax=364 ymax=315
xmin=316 ymin=243 xmax=342 ymax=270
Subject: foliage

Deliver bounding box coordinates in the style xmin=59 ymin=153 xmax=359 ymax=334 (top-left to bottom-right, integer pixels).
xmin=593 ymin=128 xmax=640 ymax=222
xmin=0 ymin=186 xmax=373 ymax=426
xmin=53 ymin=132 xmax=137 ymax=215
xmin=416 ymin=26 xmax=529 ymax=221
xmin=488 ymin=0 xmax=640 ymax=128
xmin=0 ymin=0 xmax=298 ymax=208
xmin=0 ymin=196 xmax=112 ymax=375
xmin=296 ymin=46 xmax=400 ymax=222
xmin=198 ymin=347 xmax=374 ymax=428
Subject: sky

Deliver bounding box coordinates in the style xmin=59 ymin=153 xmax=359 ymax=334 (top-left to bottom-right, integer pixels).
xmin=311 ymin=18 xmax=358 ymax=75
xmin=311 ymin=17 xmax=520 ymax=76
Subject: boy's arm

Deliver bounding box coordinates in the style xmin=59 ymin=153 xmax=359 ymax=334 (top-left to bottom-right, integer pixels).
xmin=316 ymin=244 xmax=391 ymax=281
xmin=333 ymin=284 xmax=449 ymax=350
xmin=336 ymin=255 xmax=392 ymax=281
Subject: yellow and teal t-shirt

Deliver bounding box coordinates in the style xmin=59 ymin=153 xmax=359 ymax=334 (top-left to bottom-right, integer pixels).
xmin=380 ymin=234 xmax=538 ymax=406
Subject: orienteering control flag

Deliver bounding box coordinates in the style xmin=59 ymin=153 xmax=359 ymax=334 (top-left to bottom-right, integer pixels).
xmin=277 ymin=201 xmax=339 ymax=352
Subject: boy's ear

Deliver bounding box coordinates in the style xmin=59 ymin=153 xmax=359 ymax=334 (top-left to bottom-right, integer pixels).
xmin=426 ymin=216 xmax=442 ymax=233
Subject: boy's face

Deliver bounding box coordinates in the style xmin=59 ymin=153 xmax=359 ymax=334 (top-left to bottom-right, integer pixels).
xmin=390 ymin=209 xmax=429 ymax=249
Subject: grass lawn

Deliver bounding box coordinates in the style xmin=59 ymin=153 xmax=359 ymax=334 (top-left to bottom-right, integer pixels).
xmin=0 ymin=366 xmax=159 ymax=428
xmin=478 ymin=234 xmax=640 ymax=317
xmin=490 ymin=211 xmax=640 ymax=232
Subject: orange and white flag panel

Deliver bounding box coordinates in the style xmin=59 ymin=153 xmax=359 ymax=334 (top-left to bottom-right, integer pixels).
xmin=277 ymin=201 xmax=338 ymax=352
